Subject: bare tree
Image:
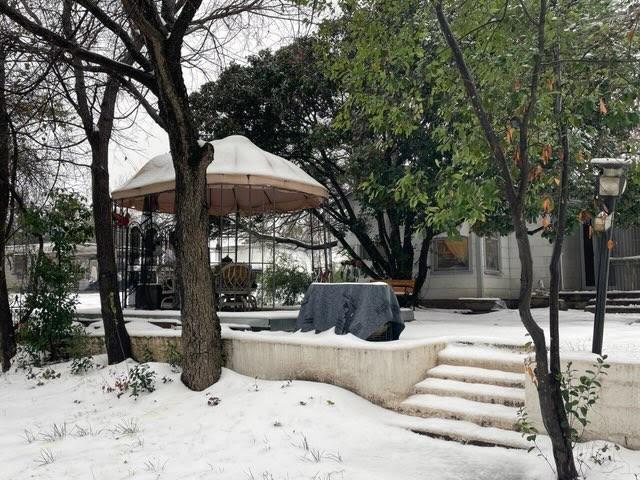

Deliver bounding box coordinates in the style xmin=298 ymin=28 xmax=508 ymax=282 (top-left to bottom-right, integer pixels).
xmin=0 ymin=0 xmax=308 ymax=389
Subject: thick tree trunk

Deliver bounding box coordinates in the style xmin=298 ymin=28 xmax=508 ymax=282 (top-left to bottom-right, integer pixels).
xmin=90 ymin=138 xmax=132 ymax=363
xmin=0 ymin=45 xmax=16 ymax=372
xmin=153 ymin=43 xmax=222 ymax=390
xmin=173 ymin=146 xmax=222 ymax=389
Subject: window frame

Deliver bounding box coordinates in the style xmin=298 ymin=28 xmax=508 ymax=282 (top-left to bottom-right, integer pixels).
xmin=432 ymin=236 xmax=472 ymax=273
xmin=483 ymin=235 xmax=502 ymax=274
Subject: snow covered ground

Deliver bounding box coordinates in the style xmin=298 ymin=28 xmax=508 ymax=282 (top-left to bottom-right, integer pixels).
xmin=2 ymin=356 xmax=640 ymax=480
xmin=3 ymin=294 xmax=640 ymax=479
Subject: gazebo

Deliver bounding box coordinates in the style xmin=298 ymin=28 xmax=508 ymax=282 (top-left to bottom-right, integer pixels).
xmin=111 ymin=135 xmax=331 ymax=310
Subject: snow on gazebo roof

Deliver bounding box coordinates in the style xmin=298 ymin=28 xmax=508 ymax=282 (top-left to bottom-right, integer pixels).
xmin=112 ymin=135 xmax=328 ymax=215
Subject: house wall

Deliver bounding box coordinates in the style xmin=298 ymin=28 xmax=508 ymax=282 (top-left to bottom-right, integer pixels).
xmin=561 ymin=229 xmax=584 ymax=291
xmin=420 ymin=227 xmax=554 ymax=301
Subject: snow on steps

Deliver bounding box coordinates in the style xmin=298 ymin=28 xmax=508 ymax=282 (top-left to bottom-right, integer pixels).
xmin=399 ymin=393 xmax=519 ymax=431
xmin=414 ymin=378 xmax=524 ymax=407
xmin=427 ymin=364 xmax=525 ymax=388
xmin=390 ymin=416 xmax=530 ymax=450
xmin=437 ymin=344 xmax=526 ymax=373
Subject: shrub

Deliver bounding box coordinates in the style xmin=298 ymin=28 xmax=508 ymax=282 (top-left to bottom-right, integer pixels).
xmin=70 ymin=356 xmax=94 ymax=375
xmin=103 ymin=364 xmax=157 ymax=399
xmin=18 ymin=192 xmax=93 ymax=362
xmin=258 ymin=253 xmax=312 ymax=306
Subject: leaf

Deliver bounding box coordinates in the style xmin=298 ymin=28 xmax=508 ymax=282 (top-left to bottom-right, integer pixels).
xmin=599 ymin=97 xmax=608 ymax=114
xmin=546 ymin=78 xmax=554 ymax=91
xmin=540 ymin=144 xmax=552 ymax=164
xmin=505 ymin=126 xmax=513 ymax=143
xmin=541 ymin=196 xmax=553 ymax=212
xmin=607 ymin=239 xmax=615 ymax=250
xmin=513 ymin=147 xmax=521 ymax=164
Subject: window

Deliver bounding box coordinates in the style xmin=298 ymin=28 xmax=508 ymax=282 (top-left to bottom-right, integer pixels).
xmin=484 ymin=235 xmax=501 ymax=273
xmin=434 ymin=237 xmax=470 ymax=271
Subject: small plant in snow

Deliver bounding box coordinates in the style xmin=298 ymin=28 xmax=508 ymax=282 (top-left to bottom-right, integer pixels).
xmin=207 ymin=396 xmax=221 ymax=406
xmin=26 ymin=366 xmax=61 ymax=385
xmin=70 ymin=356 xmax=94 ymax=375
xmin=23 ymin=429 xmax=37 ymax=444
xmin=280 ymin=380 xmax=292 ymax=388
xmin=111 ymin=418 xmax=140 ymax=436
xmin=518 ymin=355 xmax=611 ymax=475
xmin=161 ymin=375 xmax=173 ymax=384
xmin=40 ymin=423 xmax=68 ymax=442
xmin=72 ymin=424 xmax=102 ymax=438
xmin=35 ymin=448 xmax=55 ymax=467
xmin=166 ymin=343 xmax=181 ymax=372
xmin=144 ymin=457 xmax=167 ymax=473
xmin=103 ymin=364 xmax=156 ymax=398
xmin=273 ymin=420 xmax=282 ymax=427
xmin=249 ymin=378 xmax=260 ymax=392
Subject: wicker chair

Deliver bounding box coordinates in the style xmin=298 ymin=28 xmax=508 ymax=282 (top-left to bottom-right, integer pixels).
xmin=218 ymin=263 xmax=256 ymax=311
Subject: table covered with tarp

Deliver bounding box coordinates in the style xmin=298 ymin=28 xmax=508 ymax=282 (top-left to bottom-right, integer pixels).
xmin=296 ymin=282 xmax=404 ymax=340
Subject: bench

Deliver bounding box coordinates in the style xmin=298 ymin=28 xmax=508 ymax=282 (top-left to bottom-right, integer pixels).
xmin=379 ymin=279 xmax=416 ymax=309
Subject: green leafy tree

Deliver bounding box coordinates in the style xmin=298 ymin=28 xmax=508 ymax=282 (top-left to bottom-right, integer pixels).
xmin=324 ymin=0 xmax=640 ymax=478
xmin=191 ymin=36 xmax=484 ymax=300
xmin=18 ymin=191 xmax=93 ymax=362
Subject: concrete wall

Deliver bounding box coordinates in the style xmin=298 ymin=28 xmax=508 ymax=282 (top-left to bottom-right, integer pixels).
xmin=524 ymin=353 xmax=640 ymax=449
xmin=89 ymin=332 xmax=447 ymax=408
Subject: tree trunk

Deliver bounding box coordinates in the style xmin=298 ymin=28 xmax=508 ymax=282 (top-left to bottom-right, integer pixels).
xmin=90 ymin=137 xmax=132 ymax=363
xmin=413 ymin=229 xmax=434 ymax=307
xmin=546 ymin=37 xmax=578 ymax=479
xmin=153 ymin=43 xmax=222 ymax=390
xmin=0 ymin=44 xmax=16 ymax=372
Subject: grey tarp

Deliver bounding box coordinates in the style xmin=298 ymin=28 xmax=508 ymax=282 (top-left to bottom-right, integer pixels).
xmin=296 ymin=283 xmax=404 ymax=340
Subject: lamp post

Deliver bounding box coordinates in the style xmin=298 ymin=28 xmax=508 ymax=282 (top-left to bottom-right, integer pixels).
xmin=591 ymin=158 xmax=631 ymax=355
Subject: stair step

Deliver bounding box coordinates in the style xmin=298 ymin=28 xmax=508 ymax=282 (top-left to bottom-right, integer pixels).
xmin=437 ymin=345 xmax=525 ymax=374
xmin=390 ymin=416 xmax=530 ymax=449
xmin=585 ymin=305 xmax=640 ymax=314
xmin=399 ymin=394 xmax=519 ymax=430
xmin=427 ymin=364 xmax=525 ymax=388
xmin=586 ymin=298 xmax=640 ymax=306
xmin=414 ymin=378 xmax=524 ymax=407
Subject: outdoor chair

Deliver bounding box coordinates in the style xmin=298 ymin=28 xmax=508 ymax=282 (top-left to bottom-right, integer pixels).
xmin=218 ymin=263 xmax=257 ymax=311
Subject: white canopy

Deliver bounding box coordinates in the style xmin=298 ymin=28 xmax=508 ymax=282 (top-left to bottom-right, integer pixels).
xmin=112 ymin=135 xmax=328 ymax=215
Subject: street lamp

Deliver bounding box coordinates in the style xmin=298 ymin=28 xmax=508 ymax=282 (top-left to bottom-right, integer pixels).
xmin=591 ymin=158 xmax=631 ymax=355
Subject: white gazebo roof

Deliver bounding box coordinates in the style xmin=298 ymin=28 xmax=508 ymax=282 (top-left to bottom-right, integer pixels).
xmin=112 ymin=135 xmax=328 ymax=215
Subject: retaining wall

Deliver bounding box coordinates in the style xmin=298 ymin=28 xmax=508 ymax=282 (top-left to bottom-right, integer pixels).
xmin=89 ymin=331 xmax=446 ymax=408
xmin=524 ymin=353 xmax=640 ymax=449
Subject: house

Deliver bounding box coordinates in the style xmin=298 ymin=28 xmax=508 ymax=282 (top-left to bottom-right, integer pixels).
xmin=345 ymin=216 xmax=640 ymax=304
xmin=4 ymin=242 xmax=100 ymax=292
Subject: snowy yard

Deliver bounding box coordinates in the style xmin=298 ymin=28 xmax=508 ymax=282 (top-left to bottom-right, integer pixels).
xmin=2 ymin=356 xmax=640 ymax=480
xmin=3 ymin=294 xmax=639 ymax=479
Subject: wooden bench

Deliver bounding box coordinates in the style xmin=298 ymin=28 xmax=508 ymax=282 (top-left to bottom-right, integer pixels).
xmin=378 ymin=279 xmax=416 ymax=309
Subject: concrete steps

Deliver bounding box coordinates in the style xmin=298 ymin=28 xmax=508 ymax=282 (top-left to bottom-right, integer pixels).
xmin=426 ymin=364 xmax=525 ymax=388
xmin=437 ymin=345 xmax=526 ymax=373
xmin=399 ymin=394 xmax=519 ymax=430
xmin=395 ymin=342 xmax=528 ymax=448
xmin=414 ymin=378 xmax=524 ymax=407
xmin=585 ymin=291 xmax=640 ymax=314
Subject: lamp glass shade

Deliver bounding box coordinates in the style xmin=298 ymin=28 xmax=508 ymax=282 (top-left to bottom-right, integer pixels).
xmin=598 ymin=175 xmax=623 ymax=197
